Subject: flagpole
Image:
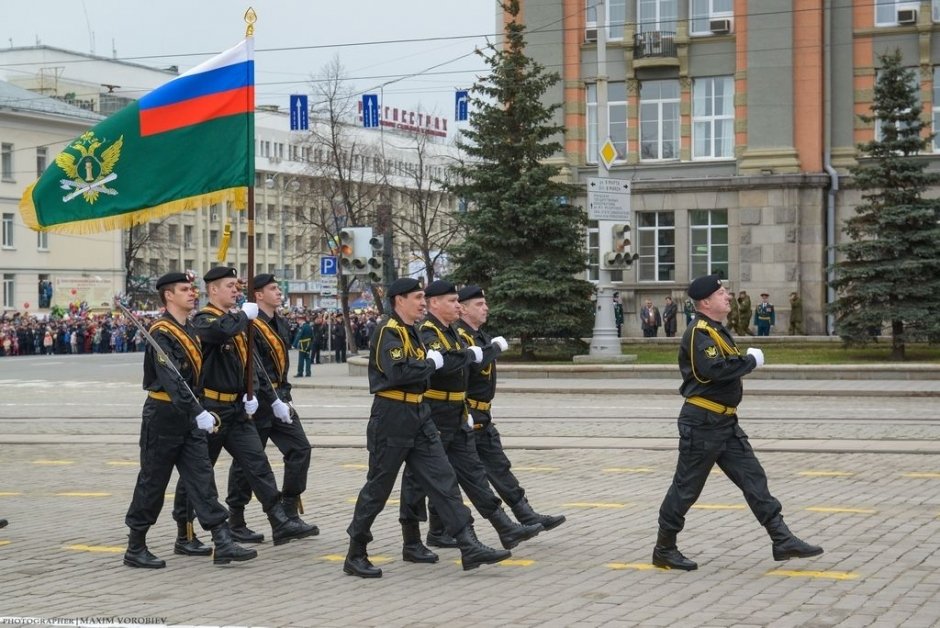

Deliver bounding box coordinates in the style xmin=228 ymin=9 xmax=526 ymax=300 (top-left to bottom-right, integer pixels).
xmin=245 ymin=7 xmax=257 ymax=399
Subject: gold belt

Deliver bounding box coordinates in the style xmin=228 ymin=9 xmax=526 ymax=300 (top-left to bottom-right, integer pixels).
xmin=203 ymin=388 xmax=239 ymax=403
xmin=424 ymin=389 xmax=466 ymax=402
xmin=376 ymin=390 xmax=424 ymax=404
xmin=686 ymin=396 xmax=736 ymax=416
xmin=467 ymin=398 xmax=491 ymax=411
xmin=148 ymin=391 xmax=171 ymax=402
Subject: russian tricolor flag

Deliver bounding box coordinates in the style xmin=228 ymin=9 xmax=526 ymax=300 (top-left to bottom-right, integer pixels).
xmin=139 ymin=39 xmax=254 ymax=137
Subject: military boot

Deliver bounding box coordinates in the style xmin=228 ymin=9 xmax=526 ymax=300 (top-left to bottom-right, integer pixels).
xmin=401 ymin=521 xmax=438 ymax=563
xmin=511 ymin=497 xmax=567 ymax=531
xmin=454 ymin=525 xmax=511 ymax=571
xmin=268 ymin=501 xmax=318 ymax=546
xmin=343 ymin=540 xmax=382 ymax=578
xmin=425 ymin=510 xmax=457 ymax=548
xmin=123 ymin=529 xmax=166 ymax=569
xmin=281 ymin=495 xmax=319 ymax=536
xmin=486 ymin=507 xmax=543 ymax=550
xmin=173 ymin=520 xmax=212 ymax=556
xmin=651 ymin=529 xmax=697 ymax=571
xmin=228 ymin=507 xmax=264 ymax=544
xmin=766 ymin=517 xmax=824 ymax=561
xmin=210 ymin=522 xmax=258 ymax=565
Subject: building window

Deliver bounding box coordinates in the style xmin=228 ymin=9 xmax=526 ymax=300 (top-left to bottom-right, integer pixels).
xmin=2 ymin=274 xmax=13 ymax=309
xmin=875 ymin=0 xmax=919 ymax=26
xmin=36 ymin=147 xmax=48 ymax=178
xmin=934 ymin=0 xmax=940 ymax=22
xmin=183 ymin=225 xmax=193 ymax=248
xmin=638 ymin=0 xmax=677 ymax=32
xmin=637 ymin=211 xmax=675 ymax=281
xmin=693 ymin=76 xmax=735 ymax=159
xmin=689 ymin=209 xmax=728 ymax=279
xmin=1 ymin=143 xmax=13 ymax=180
xmin=240 ymin=263 xmax=248 ymax=277
xmin=239 ymin=231 xmax=248 ymax=248
xmin=586 ymin=0 xmax=627 ymax=40
xmin=210 ymin=229 xmax=219 ymax=248
xmin=37 ymin=231 xmax=48 ymax=250
xmin=149 ymin=258 xmax=159 ymax=276
xmin=640 ymin=80 xmax=680 ymax=161
xmin=167 ymin=224 xmax=179 ymax=242
xmin=586 ymin=82 xmax=627 ymax=164
xmin=267 ymin=233 xmax=276 ymax=250
xmin=690 ymin=0 xmax=733 ymax=35
xmin=2 ymin=213 xmax=14 ymax=248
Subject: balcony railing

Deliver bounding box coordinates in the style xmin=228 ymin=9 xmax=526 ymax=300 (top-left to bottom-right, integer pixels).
xmin=633 ymin=31 xmax=677 ymax=59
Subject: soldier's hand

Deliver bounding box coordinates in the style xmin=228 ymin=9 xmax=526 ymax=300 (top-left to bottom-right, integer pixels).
xmin=468 ymin=346 xmax=483 ymax=363
xmin=195 ymin=410 xmax=215 ymax=432
xmin=491 ymin=336 xmax=509 ymax=352
xmin=272 ymin=399 xmax=293 ymax=424
xmin=240 ymin=302 xmax=259 ymax=320
xmin=242 ymin=394 xmax=259 ymax=415
xmin=746 ymin=347 xmax=765 ymax=368
xmin=427 ymin=349 xmax=444 ymax=370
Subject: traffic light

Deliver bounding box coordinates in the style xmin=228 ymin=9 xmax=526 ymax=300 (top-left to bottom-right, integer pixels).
xmin=367 ymin=235 xmax=384 ymax=283
xmin=604 ymin=223 xmax=639 ymax=269
xmin=338 ymin=227 xmax=370 ymax=274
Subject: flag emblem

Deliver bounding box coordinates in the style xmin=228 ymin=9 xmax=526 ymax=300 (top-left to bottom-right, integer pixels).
xmin=55 ymin=131 xmax=124 ymax=204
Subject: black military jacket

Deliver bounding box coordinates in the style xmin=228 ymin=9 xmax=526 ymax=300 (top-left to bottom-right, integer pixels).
xmin=368 ymin=312 xmax=436 ymax=395
xmin=419 ymin=313 xmax=473 ymax=394
xmin=454 ymin=319 xmax=501 ymax=404
xmin=143 ymin=311 xmax=203 ymax=420
xmin=678 ymin=312 xmax=757 ymax=410
xmin=253 ymin=310 xmax=292 ymax=402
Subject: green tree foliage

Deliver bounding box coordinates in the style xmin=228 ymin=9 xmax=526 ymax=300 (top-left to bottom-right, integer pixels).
xmin=447 ymin=0 xmax=594 ymax=358
xmin=830 ymin=49 xmax=940 ymax=359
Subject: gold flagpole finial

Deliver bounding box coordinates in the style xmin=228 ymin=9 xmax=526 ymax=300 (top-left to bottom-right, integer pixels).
xmin=244 ymin=7 xmax=257 ymax=38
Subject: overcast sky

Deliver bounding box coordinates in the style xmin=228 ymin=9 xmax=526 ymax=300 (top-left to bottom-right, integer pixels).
xmin=5 ymin=0 xmax=504 ymax=120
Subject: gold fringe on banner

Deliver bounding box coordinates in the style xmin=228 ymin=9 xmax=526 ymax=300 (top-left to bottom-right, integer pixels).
xmin=217 ymin=223 xmax=232 ymax=262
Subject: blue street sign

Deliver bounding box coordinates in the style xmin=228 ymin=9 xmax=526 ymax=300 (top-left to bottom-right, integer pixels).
xmin=362 ymin=94 xmax=379 ymax=128
xmin=321 ymin=256 xmax=338 ymax=276
xmin=290 ymin=95 xmax=308 ymax=130
xmin=455 ymin=90 xmax=469 ymax=122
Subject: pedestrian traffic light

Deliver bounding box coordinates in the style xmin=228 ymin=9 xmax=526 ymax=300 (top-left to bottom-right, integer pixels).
xmin=339 ymin=227 xmax=370 ymax=274
xmin=604 ymin=223 xmax=639 ymax=269
xmin=367 ymin=235 xmax=384 ymax=283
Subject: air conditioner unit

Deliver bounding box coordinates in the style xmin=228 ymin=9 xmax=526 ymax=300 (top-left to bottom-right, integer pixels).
xmin=585 ymin=27 xmax=598 ymax=42
xmin=709 ymin=18 xmax=732 ymax=34
xmin=897 ymin=8 xmax=917 ymax=25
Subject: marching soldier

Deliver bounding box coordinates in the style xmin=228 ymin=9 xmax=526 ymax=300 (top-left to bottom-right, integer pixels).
xmin=399 ymin=280 xmax=542 ymax=560
xmin=124 ymin=271 xmax=256 ymax=568
xmin=172 ymin=267 xmax=315 ymax=548
xmin=345 ymin=277 xmax=511 ymax=578
xmin=225 ymin=274 xmax=318 ymax=543
xmin=651 ymin=275 xmax=822 ymax=571
xmin=754 ymin=292 xmax=776 ymax=336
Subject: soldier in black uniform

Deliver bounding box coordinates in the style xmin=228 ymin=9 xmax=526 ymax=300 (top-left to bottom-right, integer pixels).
xmin=225 ymin=274 xmax=318 ymax=543
xmin=399 ymin=280 xmax=542 ymax=561
xmin=344 ymin=277 xmax=511 ymax=578
xmin=124 ymin=271 xmax=256 ymax=568
xmin=652 ymin=274 xmax=823 ymax=571
xmin=172 ymin=267 xmax=314 ymax=547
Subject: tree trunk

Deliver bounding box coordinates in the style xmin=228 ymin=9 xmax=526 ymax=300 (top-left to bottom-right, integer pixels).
xmin=890 ymin=319 xmax=905 ymax=361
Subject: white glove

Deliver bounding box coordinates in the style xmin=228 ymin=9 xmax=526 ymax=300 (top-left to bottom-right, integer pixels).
xmin=467 ymin=415 xmax=475 ymax=429
xmin=240 ymin=302 xmax=259 ymax=320
xmin=491 ymin=336 xmax=509 ymax=352
xmin=469 ymin=346 xmax=483 ymax=363
xmin=746 ymin=347 xmax=765 ymax=368
xmin=195 ymin=410 xmax=215 ymax=432
xmin=427 ymin=349 xmax=444 ymax=370
xmin=242 ymin=394 xmax=259 ymax=415
xmin=271 ymin=398 xmax=293 ymax=424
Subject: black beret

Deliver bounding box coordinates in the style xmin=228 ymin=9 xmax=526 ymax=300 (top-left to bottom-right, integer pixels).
xmin=760 ymin=292 xmax=769 ymax=297
xmin=204 ymin=266 xmax=237 ymax=283
xmin=687 ymin=274 xmax=723 ymax=301
xmin=155 ymin=272 xmax=191 ymax=291
xmin=458 ymin=285 xmax=485 ymax=303
xmin=253 ymin=273 xmax=277 ymax=291
xmin=424 ymin=280 xmax=456 ymax=298
xmin=387 ymin=277 xmax=422 ymax=298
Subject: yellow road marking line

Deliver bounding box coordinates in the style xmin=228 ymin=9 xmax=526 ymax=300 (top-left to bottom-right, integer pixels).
xmin=106 ymin=461 xmax=138 ymax=466
xmin=0 ymin=540 xmax=10 ymax=547
xmin=513 ymin=466 xmax=559 ymax=472
xmin=806 ymin=506 xmax=876 ymax=514
xmin=767 ymin=569 xmax=859 ymax=580
xmin=499 ymin=559 xmax=535 ymax=566
xmin=691 ymin=504 xmax=746 ymax=510
xmin=65 ymin=544 xmax=125 ymax=553
xmin=902 ymin=472 xmax=940 ymax=479
xmin=799 ymin=471 xmax=855 ymax=477
xmin=0 ymin=492 xmax=22 ymax=497
xmin=33 ymin=460 xmax=74 ymax=465
xmin=603 ymin=467 xmax=655 ymax=473
xmin=563 ymin=502 xmax=627 ymax=509
xmin=342 ymin=464 xmax=369 ymax=470
xmin=607 ymin=562 xmax=658 ymax=571
xmin=322 ymin=554 xmax=392 ymax=565
xmin=55 ymin=492 xmax=111 ymax=497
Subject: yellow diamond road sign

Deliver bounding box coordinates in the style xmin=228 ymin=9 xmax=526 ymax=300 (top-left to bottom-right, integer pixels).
xmin=599 ymin=138 xmax=618 ymax=170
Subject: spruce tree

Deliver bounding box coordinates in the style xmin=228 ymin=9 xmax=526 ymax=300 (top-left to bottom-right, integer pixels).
xmin=447 ymin=0 xmax=593 ymax=358
xmin=830 ymin=49 xmax=940 ymax=359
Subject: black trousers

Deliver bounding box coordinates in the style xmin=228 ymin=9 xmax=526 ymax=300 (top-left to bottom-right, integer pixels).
xmin=657 ymin=413 xmax=782 ymax=535
xmin=399 ymin=402 xmax=502 ymax=523
xmin=125 ymin=400 xmax=228 ymax=532
xmin=226 ymin=401 xmax=311 ymax=508
xmin=471 ymin=417 xmax=526 ymax=508
xmin=347 ymin=398 xmax=471 ymax=545
xmin=173 ymin=399 xmax=281 ymax=522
